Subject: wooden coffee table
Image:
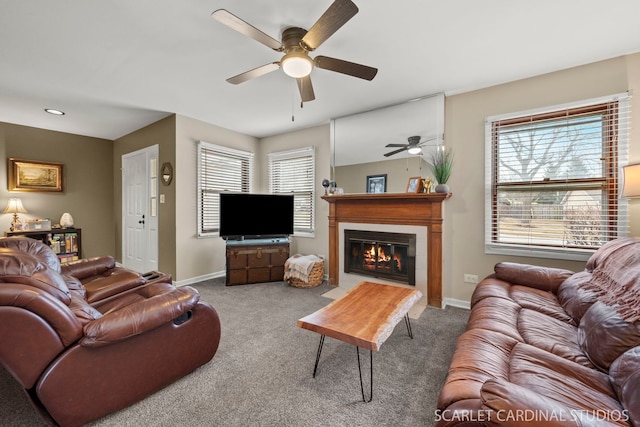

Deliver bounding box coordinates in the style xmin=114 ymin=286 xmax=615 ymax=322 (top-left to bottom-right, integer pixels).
xmin=297 ymin=281 xmax=422 ymax=402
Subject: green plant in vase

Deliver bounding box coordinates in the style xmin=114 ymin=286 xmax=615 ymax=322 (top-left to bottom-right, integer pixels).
xmin=429 ymin=147 xmax=454 ymax=193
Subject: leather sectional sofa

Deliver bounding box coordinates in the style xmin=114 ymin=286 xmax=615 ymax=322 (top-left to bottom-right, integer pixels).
xmin=0 ymin=237 xmax=221 ymax=426
xmin=437 ymin=237 xmax=640 ymax=427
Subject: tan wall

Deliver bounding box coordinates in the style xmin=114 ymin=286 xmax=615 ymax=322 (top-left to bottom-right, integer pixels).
xmin=113 ymin=115 xmax=176 ymax=276
xmin=0 ymin=122 xmax=114 ymax=258
xmin=335 ymin=156 xmax=430 ymax=194
xmin=442 ymin=54 xmax=639 ymax=304
xmin=258 ymin=124 xmax=331 ymax=261
xmin=174 ymin=115 xmax=259 ymax=282
xmin=626 ymin=53 xmax=640 ymax=237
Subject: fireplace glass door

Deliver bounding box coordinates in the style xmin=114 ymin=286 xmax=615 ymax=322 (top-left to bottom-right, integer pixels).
xmin=345 ymin=230 xmax=416 ymax=285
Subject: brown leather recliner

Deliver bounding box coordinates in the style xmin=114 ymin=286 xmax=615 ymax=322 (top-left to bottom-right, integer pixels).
xmin=0 ymin=237 xmax=221 ymax=427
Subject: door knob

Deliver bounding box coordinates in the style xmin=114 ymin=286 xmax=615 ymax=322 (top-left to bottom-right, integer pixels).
xmin=139 ymin=214 xmax=145 ymax=225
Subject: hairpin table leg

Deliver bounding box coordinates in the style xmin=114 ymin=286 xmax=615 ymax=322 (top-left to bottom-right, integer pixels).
xmin=356 ymin=347 xmax=373 ymax=402
xmin=312 ymin=335 xmax=325 ymax=378
xmin=404 ymin=314 xmax=414 ymax=339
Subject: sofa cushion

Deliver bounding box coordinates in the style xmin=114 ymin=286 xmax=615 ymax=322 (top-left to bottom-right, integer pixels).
xmin=578 ymin=301 xmax=640 ymax=372
xmin=580 ymin=237 xmax=640 ymax=322
xmin=494 ymin=262 xmax=574 ymax=293
xmin=518 ymin=308 xmax=593 ymax=368
xmin=609 ymin=347 xmax=640 ymax=426
xmin=437 ymin=329 xmax=519 ymax=410
xmin=508 ymin=342 xmax=627 ymax=425
xmin=481 ymin=380 xmax=583 ymax=427
xmin=557 ymin=271 xmax=599 ymax=323
xmin=0 ymin=248 xmax=70 ymax=304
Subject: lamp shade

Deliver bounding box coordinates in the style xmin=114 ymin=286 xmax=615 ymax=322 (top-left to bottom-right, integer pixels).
xmin=3 ymin=198 xmax=27 ymax=214
xmin=622 ymin=164 xmax=640 ymax=197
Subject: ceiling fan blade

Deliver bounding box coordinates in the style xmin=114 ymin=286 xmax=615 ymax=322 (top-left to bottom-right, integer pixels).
xmin=384 ymin=147 xmax=408 ymax=157
xmin=226 ymin=62 xmax=280 ymax=85
xmin=315 ymin=56 xmax=378 ymax=81
xmin=385 ymin=143 xmax=408 ymax=148
xmin=212 ymin=9 xmax=282 ymax=51
xmin=296 ymin=75 xmax=316 ymax=103
xmin=418 ymin=136 xmax=439 ymax=146
xmin=300 ymin=0 xmax=358 ymax=51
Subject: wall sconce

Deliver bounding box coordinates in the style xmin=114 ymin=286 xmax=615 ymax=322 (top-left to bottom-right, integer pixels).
xmin=622 ymin=163 xmax=640 ymax=198
xmin=161 ymin=162 xmax=173 ymax=186
xmin=3 ymin=198 xmax=28 ymax=231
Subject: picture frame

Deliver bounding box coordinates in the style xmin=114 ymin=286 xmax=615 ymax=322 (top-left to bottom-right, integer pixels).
xmin=406 ymin=176 xmax=424 ymax=193
xmin=8 ymin=158 xmax=64 ymax=192
xmin=366 ymin=174 xmax=387 ymax=194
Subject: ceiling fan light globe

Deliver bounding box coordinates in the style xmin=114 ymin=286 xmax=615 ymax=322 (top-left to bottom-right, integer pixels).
xmin=282 ymin=53 xmax=313 ymax=78
xmin=408 ymin=147 xmax=422 ymax=155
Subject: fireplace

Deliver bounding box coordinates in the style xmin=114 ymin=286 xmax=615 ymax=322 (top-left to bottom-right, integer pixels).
xmin=344 ymin=230 xmax=416 ymax=285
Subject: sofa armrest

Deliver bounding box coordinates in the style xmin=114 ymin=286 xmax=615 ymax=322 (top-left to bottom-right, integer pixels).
xmin=80 ymin=286 xmax=200 ymax=347
xmin=493 ymin=262 xmax=574 ymax=293
xmin=60 ymin=256 xmax=116 ymax=280
xmin=481 ymin=379 xmax=581 ymax=427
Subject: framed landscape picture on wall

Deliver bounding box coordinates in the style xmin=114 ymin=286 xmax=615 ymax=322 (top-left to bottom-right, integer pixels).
xmin=366 ymin=174 xmax=387 ymax=194
xmin=8 ymin=158 xmax=64 ymax=192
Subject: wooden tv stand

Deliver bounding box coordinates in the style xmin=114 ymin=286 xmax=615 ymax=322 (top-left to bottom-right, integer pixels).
xmin=225 ymin=239 xmax=290 ymax=286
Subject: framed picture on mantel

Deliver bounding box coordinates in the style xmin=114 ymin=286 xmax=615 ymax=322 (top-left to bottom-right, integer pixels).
xmin=406 ymin=176 xmax=423 ymax=193
xmin=366 ymin=174 xmax=387 ymax=194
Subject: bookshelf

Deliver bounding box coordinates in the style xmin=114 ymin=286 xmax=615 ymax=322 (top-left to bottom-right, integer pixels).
xmin=5 ymin=228 xmax=82 ymax=264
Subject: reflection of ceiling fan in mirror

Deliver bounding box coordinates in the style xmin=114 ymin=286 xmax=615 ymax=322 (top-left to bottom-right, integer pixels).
xmin=211 ymin=0 xmax=377 ymax=103
xmin=384 ymin=136 xmax=438 ymax=157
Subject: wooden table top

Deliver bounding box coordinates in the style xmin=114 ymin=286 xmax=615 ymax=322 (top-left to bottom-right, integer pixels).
xmin=297 ymin=281 xmax=422 ymax=351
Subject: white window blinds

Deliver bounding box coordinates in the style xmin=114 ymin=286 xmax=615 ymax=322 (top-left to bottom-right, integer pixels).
xmin=268 ymin=146 xmax=315 ymax=235
xmin=197 ymin=141 xmax=253 ymax=237
xmin=485 ymin=93 xmax=630 ymax=260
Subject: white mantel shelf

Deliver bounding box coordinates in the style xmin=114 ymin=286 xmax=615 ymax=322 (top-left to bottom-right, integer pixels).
xmin=322 ymin=192 xmax=451 ymax=307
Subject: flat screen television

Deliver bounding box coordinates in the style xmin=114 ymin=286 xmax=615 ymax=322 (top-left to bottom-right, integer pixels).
xmin=219 ymin=193 xmax=294 ymax=240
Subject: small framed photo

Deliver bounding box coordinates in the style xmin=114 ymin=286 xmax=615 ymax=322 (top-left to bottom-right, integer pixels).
xmin=366 ymin=174 xmax=387 ymax=194
xmin=8 ymin=158 xmax=64 ymax=192
xmin=406 ymin=176 xmax=423 ymax=193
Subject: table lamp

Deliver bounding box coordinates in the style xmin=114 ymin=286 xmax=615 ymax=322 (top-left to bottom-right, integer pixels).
xmin=3 ymin=198 xmax=28 ymax=232
xmin=622 ymin=164 xmax=640 ymax=198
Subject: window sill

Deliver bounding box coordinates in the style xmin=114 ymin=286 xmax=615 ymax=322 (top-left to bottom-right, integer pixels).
xmin=293 ymin=232 xmax=315 ymax=239
xmin=485 ymin=243 xmax=594 ymax=262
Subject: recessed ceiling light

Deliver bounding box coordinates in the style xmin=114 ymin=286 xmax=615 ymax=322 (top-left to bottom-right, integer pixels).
xmin=44 ymin=108 xmax=65 ymax=116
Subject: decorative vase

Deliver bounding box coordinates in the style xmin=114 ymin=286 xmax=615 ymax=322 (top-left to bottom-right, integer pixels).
xmin=434 ymin=183 xmax=450 ymax=194
xmin=60 ymin=212 xmax=74 ymax=228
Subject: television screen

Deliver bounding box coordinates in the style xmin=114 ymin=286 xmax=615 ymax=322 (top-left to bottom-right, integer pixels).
xmin=219 ymin=193 xmax=294 ymax=239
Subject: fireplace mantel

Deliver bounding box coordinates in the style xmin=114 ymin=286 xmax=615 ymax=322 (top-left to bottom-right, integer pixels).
xmin=322 ymin=192 xmax=450 ymax=307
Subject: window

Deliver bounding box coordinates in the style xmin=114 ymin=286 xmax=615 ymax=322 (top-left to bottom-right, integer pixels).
xmin=485 ymin=94 xmax=630 ymax=260
xmin=268 ymin=147 xmax=315 ymax=236
xmin=197 ymin=141 xmax=253 ymax=237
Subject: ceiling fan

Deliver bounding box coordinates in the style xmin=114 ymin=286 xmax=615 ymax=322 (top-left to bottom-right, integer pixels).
xmin=211 ymin=0 xmax=378 ymax=103
xmin=384 ymin=136 xmax=438 ymax=157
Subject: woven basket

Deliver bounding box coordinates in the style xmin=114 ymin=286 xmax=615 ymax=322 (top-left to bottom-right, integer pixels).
xmin=289 ymin=260 xmax=324 ymax=288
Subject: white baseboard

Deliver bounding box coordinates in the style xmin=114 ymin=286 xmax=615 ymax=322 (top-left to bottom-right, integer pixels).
xmin=442 ymin=298 xmax=470 ymax=310
xmin=175 ymin=270 xmax=225 ymax=287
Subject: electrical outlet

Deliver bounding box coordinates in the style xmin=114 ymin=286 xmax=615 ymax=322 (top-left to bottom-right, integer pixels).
xmin=464 ymin=274 xmax=479 ymax=284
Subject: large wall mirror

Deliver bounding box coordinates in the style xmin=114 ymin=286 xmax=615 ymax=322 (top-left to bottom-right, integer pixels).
xmin=331 ymin=93 xmax=444 ymax=194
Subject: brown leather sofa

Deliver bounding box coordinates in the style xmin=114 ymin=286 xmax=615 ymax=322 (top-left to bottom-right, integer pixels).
xmin=0 ymin=237 xmax=221 ymax=427
xmin=437 ymin=237 xmax=640 ymax=427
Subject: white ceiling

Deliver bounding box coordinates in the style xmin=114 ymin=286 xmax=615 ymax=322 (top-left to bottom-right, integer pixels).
xmin=1 ymin=0 xmax=640 ymax=141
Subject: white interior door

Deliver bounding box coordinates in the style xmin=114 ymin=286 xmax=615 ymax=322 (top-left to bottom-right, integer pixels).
xmin=122 ymin=145 xmax=159 ymax=273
